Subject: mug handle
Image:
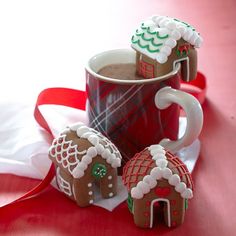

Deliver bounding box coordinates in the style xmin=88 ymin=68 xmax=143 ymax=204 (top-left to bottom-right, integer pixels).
xmin=155 ymin=86 xmax=203 ymax=153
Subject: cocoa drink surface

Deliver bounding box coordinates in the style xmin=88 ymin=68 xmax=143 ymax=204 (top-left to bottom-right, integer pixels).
xmin=98 ymin=63 xmax=143 ymax=80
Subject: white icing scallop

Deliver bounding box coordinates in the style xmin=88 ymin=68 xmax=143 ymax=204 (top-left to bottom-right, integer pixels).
xmin=160 ymin=46 xmax=172 ymax=56
xmin=81 ymin=155 xmax=93 ymax=165
xmin=70 ymin=122 xmax=84 ymax=131
xmin=50 ymin=123 xmax=122 ymax=180
xmin=162 ymin=168 xmax=172 ymax=179
xmin=131 ymin=187 xmax=143 ymax=199
xmin=143 ymin=175 xmax=157 ymax=188
xmin=87 ymin=147 xmax=97 ymax=157
xmin=164 ymin=38 xmax=177 ymax=48
xmin=168 ymin=174 xmax=181 ymax=186
xmin=166 ymin=21 xmax=176 ymax=30
xmin=77 ymin=162 xmax=88 ymax=171
xmin=111 ymin=158 xmax=121 ymax=168
xmin=175 ymin=182 xmax=187 ymax=193
xmin=95 ymin=144 xmax=104 ymax=154
xmin=150 ymin=167 xmax=163 ymax=180
xmin=170 ymin=30 xmax=181 ymax=40
xmin=181 ymin=188 xmax=193 ymax=199
xmin=136 ymin=181 xmax=150 ymax=194
xmin=156 ymin=159 xmax=168 ymax=168
xmin=156 ymin=53 xmax=168 ymax=64
xmin=72 ymin=167 xmax=84 ymax=178
xmin=76 ymin=126 xmax=90 ymax=137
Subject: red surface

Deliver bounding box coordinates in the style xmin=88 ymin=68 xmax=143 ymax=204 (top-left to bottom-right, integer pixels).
xmin=1 ymin=0 xmax=236 ymax=235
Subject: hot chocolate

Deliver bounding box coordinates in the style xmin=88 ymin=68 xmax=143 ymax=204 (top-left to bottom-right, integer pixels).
xmin=98 ymin=63 xmax=144 ymax=80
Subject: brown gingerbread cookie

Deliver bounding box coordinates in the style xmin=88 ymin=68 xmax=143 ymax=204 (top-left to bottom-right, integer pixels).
xmin=49 ymin=122 xmax=122 ymax=207
xmin=131 ymin=15 xmax=202 ymax=81
xmin=122 ymin=144 xmax=193 ymax=228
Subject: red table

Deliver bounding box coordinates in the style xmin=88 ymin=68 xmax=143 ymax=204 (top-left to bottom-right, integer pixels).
xmin=1 ymin=0 xmax=236 ymax=235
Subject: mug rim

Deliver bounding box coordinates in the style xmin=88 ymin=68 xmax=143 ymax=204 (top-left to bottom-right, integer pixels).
xmin=85 ymin=48 xmax=181 ymax=85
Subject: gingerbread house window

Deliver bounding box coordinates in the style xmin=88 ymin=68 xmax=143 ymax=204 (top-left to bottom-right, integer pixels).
xmin=139 ymin=60 xmax=154 ymax=79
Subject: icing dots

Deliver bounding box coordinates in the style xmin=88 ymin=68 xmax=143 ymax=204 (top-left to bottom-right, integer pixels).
xmin=131 ymin=15 xmax=203 ymax=64
xmin=49 ymin=122 xmax=122 ymax=180
xmin=130 ymin=145 xmax=193 ymax=200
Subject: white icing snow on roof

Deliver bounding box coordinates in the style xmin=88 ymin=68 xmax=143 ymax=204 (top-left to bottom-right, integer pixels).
xmin=131 ymin=15 xmax=203 ymax=64
xmin=130 ymin=145 xmax=193 ymax=200
xmin=49 ymin=122 xmax=122 ymax=179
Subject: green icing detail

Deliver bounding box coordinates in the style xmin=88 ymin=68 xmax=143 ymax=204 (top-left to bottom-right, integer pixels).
xmin=174 ymin=18 xmax=196 ymax=31
xmin=131 ymin=38 xmax=161 ymax=53
xmin=155 ymin=31 xmax=169 ymax=39
xmin=137 ymin=33 xmax=163 ymax=47
xmin=92 ymin=163 xmax=107 ymax=179
xmin=185 ymin=199 xmax=188 ymax=210
xmin=127 ymin=193 xmax=133 ymax=213
xmin=137 ymin=26 xmax=169 ymax=39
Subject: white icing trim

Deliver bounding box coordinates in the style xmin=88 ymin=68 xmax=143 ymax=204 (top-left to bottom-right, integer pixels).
xmin=150 ymin=198 xmax=171 ymax=228
xmin=49 ymin=123 xmax=122 ymax=179
xmin=131 ymin=15 xmax=203 ymax=64
xmin=173 ymin=57 xmax=190 ymax=82
xmin=56 ymin=167 xmax=72 ymax=197
xmin=130 ymin=145 xmax=193 ymax=200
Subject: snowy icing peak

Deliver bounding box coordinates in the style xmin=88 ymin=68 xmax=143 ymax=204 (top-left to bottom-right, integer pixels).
xmin=130 ymin=145 xmax=193 ymax=200
xmin=49 ymin=122 xmax=122 ymax=179
xmin=131 ymin=15 xmax=203 ymax=64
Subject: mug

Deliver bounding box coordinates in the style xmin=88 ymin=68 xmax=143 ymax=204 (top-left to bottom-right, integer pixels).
xmin=85 ymin=49 xmax=203 ymax=166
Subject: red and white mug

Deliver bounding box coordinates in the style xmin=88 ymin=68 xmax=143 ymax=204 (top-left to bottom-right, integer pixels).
xmin=85 ymin=49 xmax=203 ymax=167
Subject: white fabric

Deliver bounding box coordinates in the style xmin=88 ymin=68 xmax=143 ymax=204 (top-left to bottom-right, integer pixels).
xmin=0 ymin=102 xmax=200 ymax=211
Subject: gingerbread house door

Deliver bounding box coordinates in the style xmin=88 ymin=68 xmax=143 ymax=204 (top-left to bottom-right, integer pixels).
xmin=138 ymin=59 xmax=155 ymax=79
xmin=150 ymin=198 xmax=171 ymax=228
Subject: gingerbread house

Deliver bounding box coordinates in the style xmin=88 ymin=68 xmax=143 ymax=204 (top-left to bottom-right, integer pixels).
xmin=49 ymin=122 xmax=122 ymax=207
xmin=131 ymin=15 xmax=203 ymax=81
xmin=122 ymin=144 xmax=193 ymax=228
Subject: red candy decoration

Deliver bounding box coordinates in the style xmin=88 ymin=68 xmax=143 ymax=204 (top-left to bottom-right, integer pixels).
xmin=170 ymin=200 xmax=176 ymax=206
xmin=173 ymin=210 xmax=178 ymax=216
xmin=155 ymin=187 xmax=171 ymax=197
xmin=144 ymin=211 xmax=150 ymax=217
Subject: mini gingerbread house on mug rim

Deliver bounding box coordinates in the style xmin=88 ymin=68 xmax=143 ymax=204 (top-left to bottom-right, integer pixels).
xmin=122 ymin=145 xmax=193 ymax=228
xmin=49 ymin=123 xmax=122 ymax=207
xmin=131 ymin=15 xmax=203 ymax=81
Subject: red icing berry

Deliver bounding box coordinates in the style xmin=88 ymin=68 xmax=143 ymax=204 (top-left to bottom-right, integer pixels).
xmin=170 ymin=200 xmax=176 ymax=206
xmin=155 ymin=187 xmax=171 ymax=197
xmin=146 ymin=201 xmax=151 ymax=207
xmin=173 ymin=210 xmax=178 ymax=216
xmin=144 ymin=211 xmax=150 ymax=217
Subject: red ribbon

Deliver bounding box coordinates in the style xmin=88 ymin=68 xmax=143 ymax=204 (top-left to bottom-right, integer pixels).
xmin=0 ymin=72 xmax=206 ymax=209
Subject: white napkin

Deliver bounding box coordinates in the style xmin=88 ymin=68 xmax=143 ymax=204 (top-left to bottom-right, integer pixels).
xmin=0 ymin=102 xmax=200 ymax=211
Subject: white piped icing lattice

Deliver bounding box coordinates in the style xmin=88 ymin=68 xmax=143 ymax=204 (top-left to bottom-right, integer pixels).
xmin=130 ymin=145 xmax=193 ymax=200
xmin=131 ymin=15 xmax=203 ymax=64
xmin=49 ymin=122 xmax=122 ymax=179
